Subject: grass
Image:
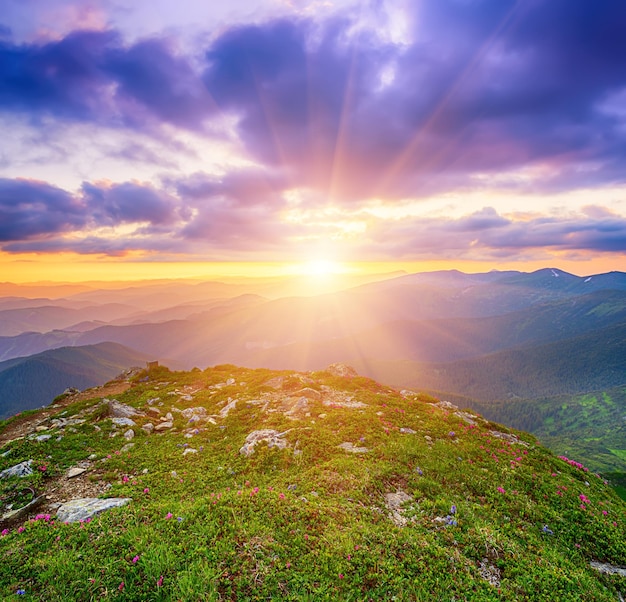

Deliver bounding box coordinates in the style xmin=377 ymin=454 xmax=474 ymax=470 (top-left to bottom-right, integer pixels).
xmin=1 ymin=365 xmax=625 ymax=600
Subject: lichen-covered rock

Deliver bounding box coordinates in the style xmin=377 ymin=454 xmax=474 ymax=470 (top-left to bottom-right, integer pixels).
xmin=108 ymin=400 xmax=141 ymax=419
xmin=0 ymin=460 xmax=33 ymax=479
xmin=239 ymin=430 xmax=288 ymax=456
xmin=154 ymin=421 xmax=173 ymax=432
xmin=384 ymin=490 xmax=414 ymax=527
xmin=111 ymin=417 xmax=136 ymax=428
xmin=326 ymin=363 xmax=358 ymax=378
xmin=338 ymin=442 xmax=369 ymax=453
xmin=56 ymin=498 xmax=131 ymax=523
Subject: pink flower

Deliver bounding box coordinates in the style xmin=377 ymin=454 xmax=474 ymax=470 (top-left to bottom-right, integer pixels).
xmin=278 ymin=493 xmax=285 ymax=500
xmin=143 ymin=488 xmax=149 ymax=494
xmin=603 ymin=510 xmax=608 ymax=516
xmin=118 ymin=582 xmax=124 ymax=591
xmin=339 ymin=573 xmax=344 ymax=579
xmin=497 ymin=487 xmax=506 ymax=494
xmin=1 ymin=529 xmax=9 ymax=537
xmin=157 ymin=576 xmax=164 ymax=587
xmin=285 ymin=562 xmax=291 ymax=569
xmin=165 ymin=512 xmax=173 ymax=519
xmin=132 ymin=555 xmax=140 ymax=564
xmin=17 ymin=527 xmax=24 ymax=534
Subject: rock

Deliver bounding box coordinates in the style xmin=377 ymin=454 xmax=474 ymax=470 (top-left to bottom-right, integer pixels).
xmin=479 ymin=559 xmax=502 ymax=586
xmin=88 ymin=454 xmax=98 ymax=460
xmin=399 ymin=427 xmax=417 ymax=434
xmin=108 ymin=400 xmax=141 ymax=419
xmin=35 ymin=434 xmax=52 ymax=442
xmin=239 ymin=430 xmax=289 ymax=456
xmin=435 ymin=400 xmax=459 ymax=411
xmin=181 ymin=406 xmax=207 ymax=420
xmin=385 ymin=490 xmax=414 ymax=527
xmin=120 ymin=443 xmax=135 ymax=452
xmin=338 ymin=442 xmax=370 ymax=453
xmin=35 ymin=425 xmax=48 ymax=432
xmin=1 ymin=496 xmax=44 ymax=523
xmin=56 ymin=498 xmax=132 ymax=524
xmin=226 ymin=378 xmax=236 ymax=386
xmin=0 ymin=460 xmax=33 ymax=479
xmin=590 ymin=561 xmax=626 ymax=577
xmin=67 ymin=467 xmax=88 ymax=478
xmin=147 ymin=407 xmax=161 ymax=417
xmin=123 ymin=429 xmax=135 ymax=441
xmin=165 ymin=412 xmax=174 ymax=421
xmin=424 ymin=435 xmax=433 ymax=443
xmin=326 ymin=363 xmax=358 ymax=378
xmin=183 ymin=448 xmax=198 ymax=456
xmin=218 ymin=399 xmax=237 ymax=418
xmin=488 ymin=430 xmax=529 ymax=447
xmin=154 ymin=422 xmax=173 ymax=432
xmin=141 ymin=423 xmax=154 ymax=434
xmin=264 ymin=376 xmax=284 ymax=389
xmin=112 ymin=417 xmax=136 ymax=427
xmin=400 ymin=389 xmax=416 ymax=397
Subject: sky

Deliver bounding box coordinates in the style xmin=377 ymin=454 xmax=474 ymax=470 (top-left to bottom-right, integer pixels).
xmin=1 ymin=0 xmax=626 ymax=281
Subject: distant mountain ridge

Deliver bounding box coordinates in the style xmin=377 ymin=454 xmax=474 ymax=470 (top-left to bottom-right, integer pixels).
xmin=0 ymin=343 xmax=149 ymax=420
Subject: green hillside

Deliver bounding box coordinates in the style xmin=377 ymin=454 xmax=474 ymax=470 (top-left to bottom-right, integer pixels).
xmin=0 ymin=365 xmax=624 ymax=600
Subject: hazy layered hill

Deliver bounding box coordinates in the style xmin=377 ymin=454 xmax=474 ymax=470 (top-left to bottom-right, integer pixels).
xmin=0 ymin=343 xmax=149 ymax=419
xmin=0 ymin=365 xmax=624 ymax=599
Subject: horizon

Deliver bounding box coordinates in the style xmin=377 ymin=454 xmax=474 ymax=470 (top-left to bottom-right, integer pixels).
xmin=1 ymin=1 xmax=626 ymax=281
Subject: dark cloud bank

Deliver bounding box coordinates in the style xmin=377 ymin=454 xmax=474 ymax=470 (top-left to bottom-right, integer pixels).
xmin=1 ymin=0 xmax=625 ymax=258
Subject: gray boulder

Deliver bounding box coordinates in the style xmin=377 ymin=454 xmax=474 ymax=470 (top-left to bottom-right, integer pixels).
xmin=56 ymin=498 xmax=131 ymax=523
xmin=0 ymin=460 xmax=33 ymax=479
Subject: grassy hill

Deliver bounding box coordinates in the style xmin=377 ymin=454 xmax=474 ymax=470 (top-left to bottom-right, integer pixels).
xmin=0 ymin=343 xmax=150 ymax=419
xmin=0 ymin=365 xmax=624 ymax=600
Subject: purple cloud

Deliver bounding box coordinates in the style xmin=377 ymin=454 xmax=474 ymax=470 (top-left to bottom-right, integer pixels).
xmin=0 ymin=178 xmax=85 ymax=241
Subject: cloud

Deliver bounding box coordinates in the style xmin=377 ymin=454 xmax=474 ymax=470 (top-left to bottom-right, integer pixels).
xmin=81 ymin=181 xmax=183 ymax=226
xmin=0 ymin=29 xmax=214 ymax=131
xmin=0 ymin=177 xmax=85 ymax=241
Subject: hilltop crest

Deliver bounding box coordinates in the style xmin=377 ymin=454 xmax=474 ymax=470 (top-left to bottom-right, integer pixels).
xmin=0 ymin=364 xmax=624 ymax=600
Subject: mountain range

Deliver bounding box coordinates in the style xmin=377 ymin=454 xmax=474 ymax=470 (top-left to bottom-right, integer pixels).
xmin=1 ymin=267 xmax=625 ymax=476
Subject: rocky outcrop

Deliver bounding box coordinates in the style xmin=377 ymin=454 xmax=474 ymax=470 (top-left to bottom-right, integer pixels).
xmin=326 ymin=363 xmax=358 ymax=378
xmin=0 ymin=460 xmax=33 ymax=479
xmin=239 ymin=430 xmax=289 ymax=456
xmin=56 ymin=498 xmax=131 ymax=523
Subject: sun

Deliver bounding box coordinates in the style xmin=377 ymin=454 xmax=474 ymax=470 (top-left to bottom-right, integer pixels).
xmin=301 ymin=259 xmax=345 ymax=277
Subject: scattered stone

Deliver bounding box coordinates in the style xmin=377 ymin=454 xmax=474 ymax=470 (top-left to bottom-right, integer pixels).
xmin=0 ymin=449 xmax=12 ymax=458
xmin=108 ymin=400 xmax=141 ymax=419
xmin=298 ymin=388 xmax=322 ymax=400
xmin=120 ymin=443 xmax=135 ymax=452
xmin=181 ymin=407 xmax=207 ymax=420
xmin=399 ymin=427 xmax=417 ymax=434
xmin=183 ymin=448 xmax=198 ymax=456
xmin=384 ymin=490 xmax=414 ymax=527
xmin=1 ymin=496 xmax=44 ymax=524
xmin=147 ymin=407 xmax=161 ymax=417
xmin=326 ymin=363 xmax=358 ymax=378
xmin=435 ymin=400 xmax=459 ymax=411
xmin=479 ymin=559 xmax=502 ymax=587
xmin=455 ymin=411 xmax=478 ymax=426
xmin=142 ymin=423 xmax=154 ymax=434
xmin=264 ymin=376 xmax=284 ymax=389
xmin=123 ymin=429 xmax=135 ymax=441
xmin=154 ymin=422 xmax=173 ymax=432
xmin=165 ymin=412 xmax=174 ymax=421
xmin=239 ymin=430 xmax=289 ymax=456
xmin=112 ymin=417 xmax=136 ymax=428
xmin=219 ymin=399 xmax=237 ymax=418
xmin=88 ymin=454 xmax=98 ymax=460
xmin=0 ymin=460 xmax=33 ymax=479
xmin=226 ymin=378 xmax=236 ymax=386
xmin=400 ymin=390 xmax=416 ymax=397
xmin=67 ymin=467 xmax=88 ymax=479
xmin=338 ymin=442 xmax=370 ymax=454
xmin=590 ymin=561 xmax=626 ymax=577
xmin=56 ymin=498 xmax=132 ymax=524
xmin=488 ymin=430 xmax=529 ymax=447
xmin=424 ymin=435 xmax=433 ymax=444
xmin=35 ymin=434 xmax=52 ymax=442
xmin=35 ymin=425 xmax=49 ymax=432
